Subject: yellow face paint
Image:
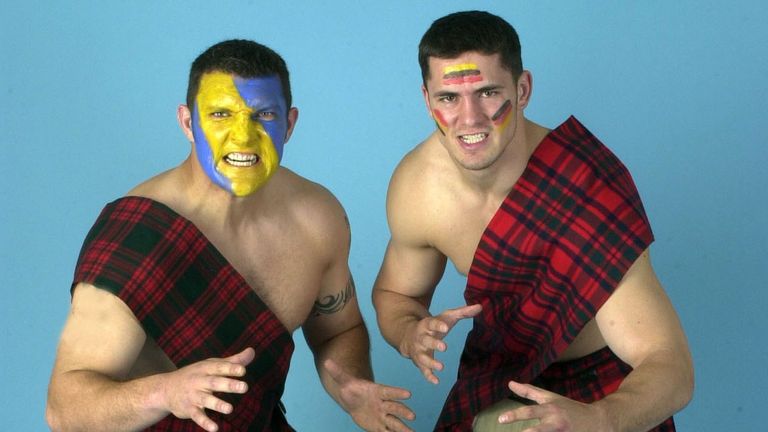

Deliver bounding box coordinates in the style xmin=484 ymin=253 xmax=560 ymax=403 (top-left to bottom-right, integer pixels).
xmin=442 ymin=63 xmax=482 ymax=85
xmin=193 ymin=72 xmax=281 ymax=196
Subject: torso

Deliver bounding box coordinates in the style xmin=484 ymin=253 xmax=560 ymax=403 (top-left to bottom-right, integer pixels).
xmin=407 ymin=129 xmax=607 ymax=362
xmin=124 ymin=166 xmax=339 ymax=376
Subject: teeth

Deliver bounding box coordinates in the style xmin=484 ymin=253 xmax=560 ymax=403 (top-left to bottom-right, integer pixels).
xmin=224 ymin=152 xmax=259 ymax=167
xmin=460 ymin=133 xmax=487 ymax=144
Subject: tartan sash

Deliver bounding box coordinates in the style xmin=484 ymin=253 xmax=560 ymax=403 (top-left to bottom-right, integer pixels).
xmin=73 ymin=196 xmax=295 ymax=431
xmin=436 ymin=116 xmax=662 ymax=430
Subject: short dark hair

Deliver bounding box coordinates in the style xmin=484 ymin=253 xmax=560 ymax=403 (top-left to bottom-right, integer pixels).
xmin=186 ymin=39 xmax=292 ymax=110
xmin=418 ymin=11 xmax=522 ymax=84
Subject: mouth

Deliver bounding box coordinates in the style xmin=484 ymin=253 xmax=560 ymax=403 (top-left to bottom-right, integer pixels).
xmin=224 ymin=152 xmax=260 ymax=167
xmin=458 ymin=133 xmax=488 ymax=145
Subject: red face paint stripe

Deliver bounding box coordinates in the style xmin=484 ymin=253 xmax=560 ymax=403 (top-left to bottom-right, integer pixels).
xmin=433 ymin=109 xmax=448 ymax=127
xmin=443 ymin=75 xmax=484 ymax=85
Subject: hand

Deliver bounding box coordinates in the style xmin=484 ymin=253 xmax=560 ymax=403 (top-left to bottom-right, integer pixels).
xmin=324 ymin=359 xmax=415 ymax=432
xmin=400 ymin=304 xmax=482 ymax=384
xmin=498 ymin=380 xmax=609 ymax=432
xmin=160 ymin=347 xmax=255 ymax=432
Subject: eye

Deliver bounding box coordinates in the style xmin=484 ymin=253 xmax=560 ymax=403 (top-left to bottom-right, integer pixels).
xmin=480 ymin=89 xmax=499 ymax=98
xmin=255 ymin=111 xmax=276 ymax=121
xmin=437 ymin=95 xmax=457 ymax=103
xmin=210 ymin=111 xmax=230 ymax=118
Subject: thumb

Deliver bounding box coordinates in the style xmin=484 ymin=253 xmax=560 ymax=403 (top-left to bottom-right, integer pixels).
xmin=228 ymin=347 xmax=256 ymax=366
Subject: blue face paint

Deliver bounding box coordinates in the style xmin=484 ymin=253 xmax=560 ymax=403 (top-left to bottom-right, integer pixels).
xmin=191 ymin=73 xmax=289 ymax=196
xmin=233 ymin=75 xmax=289 ymax=160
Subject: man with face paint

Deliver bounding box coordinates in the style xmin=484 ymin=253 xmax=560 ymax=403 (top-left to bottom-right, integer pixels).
xmin=47 ymin=40 xmax=415 ymax=432
xmin=372 ymin=11 xmax=693 ymax=432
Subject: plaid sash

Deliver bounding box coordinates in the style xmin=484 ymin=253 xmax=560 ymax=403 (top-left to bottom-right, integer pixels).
xmin=436 ymin=117 xmax=672 ymax=431
xmin=72 ymin=196 xmax=295 ymax=431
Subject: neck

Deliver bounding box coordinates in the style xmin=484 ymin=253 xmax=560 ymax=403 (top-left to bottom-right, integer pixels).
xmin=457 ymin=118 xmax=546 ymax=199
xmin=177 ymin=155 xmax=269 ymax=220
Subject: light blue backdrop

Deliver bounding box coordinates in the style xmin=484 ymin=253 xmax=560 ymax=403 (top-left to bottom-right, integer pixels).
xmin=2 ymin=1 xmax=766 ymax=430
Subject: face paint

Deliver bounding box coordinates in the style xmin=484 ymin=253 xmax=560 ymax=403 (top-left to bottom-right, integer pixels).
xmin=432 ymin=108 xmax=448 ymax=135
xmin=191 ymin=72 xmax=289 ymax=196
xmin=442 ymin=63 xmax=483 ymax=85
xmin=491 ymin=99 xmax=513 ymax=131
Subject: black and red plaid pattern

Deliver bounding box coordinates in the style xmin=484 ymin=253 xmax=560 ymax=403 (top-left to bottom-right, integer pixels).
xmin=73 ymin=197 xmax=295 ymax=431
xmin=435 ymin=117 xmax=672 ymax=430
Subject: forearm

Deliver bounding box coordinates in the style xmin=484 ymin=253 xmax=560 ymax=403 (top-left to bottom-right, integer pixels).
xmin=594 ymin=349 xmax=694 ymax=432
xmin=314 ymin=323 xmax=373 ymax=404
xmin=47 ymin=370 xmax=168 ymax=432
xmin=372 ymin=288 xmax=431 ymax=357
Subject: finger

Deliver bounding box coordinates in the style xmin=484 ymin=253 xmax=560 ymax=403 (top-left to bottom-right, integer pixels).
xmin=418 ymin=333 xmax=447 ymax=352
xmin=385 ymin=413 xmax=415 ymax=432
xmin=425 ymin=317 xmax=450 ymax=334
xmin=419 ymin=364 xmax=440 ymax=384
xmin=206 ymin=376 xmax=248 ymax=394
xmin=383 ymin=400 xmax=416 ymax=421
xmin=225 ymin=347 xmax=256 ymax=366
xmin=208 ymin=360 xmax=247 ymax=378
xmin=498 ymin=404 xmax=540 ymax=425
xmin=378 ymin=385 xmax=412 ymax=401
xmin=508 ymin=380 xmax=553 ymax=404
xmin=190 ymin=407 xmax=219 ymax=432
xmin=444 ymin=304 xmax=483 ymax=322
xmin=415 ymin=352 xmax=444 ymax=372
xmin=199 ymin=392 xmax=234 ymax=415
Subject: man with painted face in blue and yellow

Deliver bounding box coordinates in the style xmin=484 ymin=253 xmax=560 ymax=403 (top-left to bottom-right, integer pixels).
xmin=47 ymin=40 xmax=415 ymax=432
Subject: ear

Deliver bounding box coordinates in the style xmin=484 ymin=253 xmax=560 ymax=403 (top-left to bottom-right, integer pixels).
xmin=177 ymin=104 xmax=194 ymax=142
xmin=421 ymin=84 xmax=434 ymax=118
xmin=516 ymin=70 xmax=533 ymax=110
xmin=283 ymin=107 xmax=299 ymax=143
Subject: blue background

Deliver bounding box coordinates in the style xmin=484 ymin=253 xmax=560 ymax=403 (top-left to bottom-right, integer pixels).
xmin=2 ymin=1 xmax=766 ymax=430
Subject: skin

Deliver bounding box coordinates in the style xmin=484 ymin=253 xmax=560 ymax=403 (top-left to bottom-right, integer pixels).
xmin=46 ymin=71 xmax=415 ymax=432
xmin=372 ymin=51 xmax=693 ymax=431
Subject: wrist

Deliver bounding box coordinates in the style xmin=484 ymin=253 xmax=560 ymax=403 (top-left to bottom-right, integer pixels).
xmin=397 ymin=318 xmax=422 ymax=359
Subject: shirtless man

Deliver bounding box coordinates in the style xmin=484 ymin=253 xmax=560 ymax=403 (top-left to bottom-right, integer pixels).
xmin=47 ymin=39 xmax=414 ymax=432
xmin=372 ymin=11 xmax=693 ymax=431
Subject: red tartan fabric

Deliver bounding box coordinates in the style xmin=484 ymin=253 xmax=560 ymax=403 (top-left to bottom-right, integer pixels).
xmin=72 ymin=196 xmax=295 ymax=431
xmin=435 ymin=117 xmax=672 ymax=431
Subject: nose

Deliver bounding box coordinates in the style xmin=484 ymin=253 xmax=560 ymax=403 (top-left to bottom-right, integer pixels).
xmin=458 ymin=97 xmax=486 ymax=127
xmin=229 ymin=112 xmax=261 ymax=145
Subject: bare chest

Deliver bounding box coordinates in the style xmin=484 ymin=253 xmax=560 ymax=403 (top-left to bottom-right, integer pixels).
xmin=208 ymin=228 xmax=324 ymax=332
xmin=430 ymin=200 xmax=502 ymax=276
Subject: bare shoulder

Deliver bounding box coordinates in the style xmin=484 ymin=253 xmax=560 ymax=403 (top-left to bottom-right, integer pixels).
xmin=276 ymin=168 xmax=349 ymax=243
xmin=387 ymin=135 xmax=450 ymax=243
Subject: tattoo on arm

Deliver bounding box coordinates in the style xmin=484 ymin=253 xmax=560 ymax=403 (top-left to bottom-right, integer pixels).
xmin=313 ymin=275 xmax=356 ymax=316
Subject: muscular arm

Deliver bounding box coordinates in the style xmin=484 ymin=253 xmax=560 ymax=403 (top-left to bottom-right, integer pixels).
xmin=47 ymin=284 xmax=252 ymax=432
xmin=504 ymin=250 xmax=693 ymax=431
xmin=302 ymin=196 xmax=414 ymax=431
xmin=46 ymin=284 xmax=170 ymax=431
xmin=593 ymin=250 xmax=694 ymax=431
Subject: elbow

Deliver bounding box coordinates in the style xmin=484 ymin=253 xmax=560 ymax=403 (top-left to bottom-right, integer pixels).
xmin=677 ymin=361 xmax=695 ymax=411
xmin=45 ymin=401 xmax=63 ymax=432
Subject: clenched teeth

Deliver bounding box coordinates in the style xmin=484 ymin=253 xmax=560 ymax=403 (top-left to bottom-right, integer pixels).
xmin=224 ymin=152 xmax=259 ymax=167
xmin=459 ymin=133 xmax=487 ymax=144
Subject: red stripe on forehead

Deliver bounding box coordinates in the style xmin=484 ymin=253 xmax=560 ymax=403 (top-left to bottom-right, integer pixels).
xmin=443 ymin=75 xmax=484 ymax=85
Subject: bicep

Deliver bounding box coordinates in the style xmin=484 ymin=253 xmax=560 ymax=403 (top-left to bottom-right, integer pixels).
xmin=52 ymin=283 xmax=147 ymax=379
xmin=596 ymin=250 xmax=689 ymax=367
xmin=374 ymin=238 xmax=447 ymax=303
xmin=303 ymin=268 xmax=365 ymax=353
